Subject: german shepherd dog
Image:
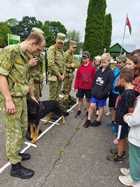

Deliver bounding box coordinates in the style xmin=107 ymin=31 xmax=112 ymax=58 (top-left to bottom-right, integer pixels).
xmin=27 ymin=98 xmax=69 ymax=143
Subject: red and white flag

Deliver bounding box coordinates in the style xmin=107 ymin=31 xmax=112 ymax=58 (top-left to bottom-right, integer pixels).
xmin=126 ymin=16 xmax=132 ymax=34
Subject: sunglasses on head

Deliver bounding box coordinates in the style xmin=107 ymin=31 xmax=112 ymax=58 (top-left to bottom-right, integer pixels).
xmin=82 ymin=56 xmax=88 ymax=59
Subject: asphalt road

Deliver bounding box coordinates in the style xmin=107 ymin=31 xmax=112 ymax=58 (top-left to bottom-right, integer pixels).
xmin=0 ymin=83 xmax=127 ymax=187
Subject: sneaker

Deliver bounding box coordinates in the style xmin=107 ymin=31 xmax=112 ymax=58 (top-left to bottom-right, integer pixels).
xmin=106 ymin=152 xmax=126 ymax=162
xmin=91 ymin=120 xmax=101 ymax=127
xmin=114 ymin=153 xmax=127 ymax=162
xmin=120 ymin=168 xmax=130 ymax=176
xmin=83 ymin=120 xmax=91 ymax=128
xmin=75 ymin=110 xmax=81 ymax=118
xmin=119 ymin=175 xmax=134 ymax=186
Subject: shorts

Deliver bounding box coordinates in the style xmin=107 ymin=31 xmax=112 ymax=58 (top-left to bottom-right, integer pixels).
xmin=109 ymin=92 xmax=118 ymax=108
xmin=112 ymin=123 xmax=129 ymax=139
xmin=90 ymin=97 xmax=106 ymax=108
xmin=76 ymin=89 xmax=91 ymax=100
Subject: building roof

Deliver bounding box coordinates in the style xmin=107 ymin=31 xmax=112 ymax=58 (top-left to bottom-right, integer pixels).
xmin=109 ymin=43 xmax=128 ymax=53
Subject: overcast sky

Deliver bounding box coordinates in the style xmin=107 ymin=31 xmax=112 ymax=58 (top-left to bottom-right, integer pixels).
xmin=0 ymin=0 xmax=140 ymax=50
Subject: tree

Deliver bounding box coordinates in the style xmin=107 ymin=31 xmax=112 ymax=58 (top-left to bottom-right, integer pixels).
xmin=6 ymin=18 xmax=19 ymax=27
xmin=66 ymin=30 xmax=82 ymax=53
xmin=84 ymin=0 xmax=107 ymax=58
xmin=67 ymin=30 xmax=80 ymax=42
xmin=11 ymin=16 xmax=43 ymax=40
xmin=103 ymin=13 xmax=112 ymax=51
xmin=42 ymin=21 xmax=67 ymax=47
xmin=0 ymin=22 xmax=11 ymax=47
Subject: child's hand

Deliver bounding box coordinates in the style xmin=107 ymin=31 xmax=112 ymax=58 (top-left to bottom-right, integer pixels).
xmin=113 ymin=138 xmax=119 ymax=145
xmin=123 ymin=113 xmax=132 ymax=123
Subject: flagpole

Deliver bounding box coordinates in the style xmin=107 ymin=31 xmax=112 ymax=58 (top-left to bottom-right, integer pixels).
xmin=120 ymin=15 xmax=127 ymax=55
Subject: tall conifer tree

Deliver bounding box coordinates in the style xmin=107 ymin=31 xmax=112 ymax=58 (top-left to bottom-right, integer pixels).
xmin=84 ymin=0 xmax=107 ymax=58
xmin=103 ymin=13 xmax=112 ymax=51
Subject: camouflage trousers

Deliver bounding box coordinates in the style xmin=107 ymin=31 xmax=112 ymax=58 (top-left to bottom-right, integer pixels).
xmin=3 ymin=97 xmax=27 ymax=164
xmin=63 ymin=75 xmax=73 ymax=96
xmin=34 ymin=82 xmax=43 ymax=100
xmin=48 ymin=81 xmax=62 ymax=101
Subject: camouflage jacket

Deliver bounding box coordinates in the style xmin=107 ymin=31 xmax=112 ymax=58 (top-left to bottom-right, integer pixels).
xmin=64 ymin=50 xmax=79 ymax=75
xmin=29 ymin=53 xmax=45 ymax=83
xmin=47 ymin=45 xmax=65 ymax=81
xmin=0 ymin=44 xmax=30 ymax=98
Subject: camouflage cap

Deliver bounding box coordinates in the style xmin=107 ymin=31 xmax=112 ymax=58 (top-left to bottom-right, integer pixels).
xmin=69 ymin=40 xmax=77 ymax=48
xmin=56 ymin=33 xmax=66 ymax=44
xmin=31 ymin=27 xmax=44 ymax=35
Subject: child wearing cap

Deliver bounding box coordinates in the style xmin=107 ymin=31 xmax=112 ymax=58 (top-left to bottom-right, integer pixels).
xmin=74 ymin=51 xmax=96 ymax=118
xmin=83 ymin=53 xmax=114 ymax=128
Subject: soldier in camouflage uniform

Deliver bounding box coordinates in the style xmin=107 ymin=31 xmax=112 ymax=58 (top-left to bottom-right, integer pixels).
xmin=62 ymin=40 xmax=79 ymax=107
xmin=29 ymin=28 xmax=45 ymax=100
xmin=63 ymin=41 xmax=79 ymax=101
xmin=47 ymin=33 xmax=66 ymax=101
xmin=0 ymin=32 xmax=45 ymax=179
xmin=29 ymin=53 xmax=45 ymax=99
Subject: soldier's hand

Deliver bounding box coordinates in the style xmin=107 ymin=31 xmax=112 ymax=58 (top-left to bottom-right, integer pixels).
xmin=58 ymin=75 xmax=64 ymax=81
xmin=67 ymin=64 xmax=72 ymax=68
xmin=31 ymin=96 xmax=39 ymax=104
xmin=28 ymin=58 xmax=38 ymax=66
xmin=5 ymin=99 xmax=16 ymax=114
xmin=61 ymin=75 xmax=65 ymax=81
xmin=69 ymin=63 xmax=74 ymax=68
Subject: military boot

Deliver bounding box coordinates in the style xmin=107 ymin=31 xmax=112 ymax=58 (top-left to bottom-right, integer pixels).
xmin=10 ymin=162 xmax=34 ymax=179
xmin=19 ymin=153 xmax=31 ymax=161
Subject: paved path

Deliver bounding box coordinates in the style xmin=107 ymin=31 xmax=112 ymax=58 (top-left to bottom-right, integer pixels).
xmin=0 ymin=83 xmax=128 ymax=187
xmin=0 ymin=106 xmax=128 ymax=187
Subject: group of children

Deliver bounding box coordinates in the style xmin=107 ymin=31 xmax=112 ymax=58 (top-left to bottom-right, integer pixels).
xmin=74 ymin=52 xmax=114 ymax=126
xmin=74 ymin=50 xmax=140 ymax=187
